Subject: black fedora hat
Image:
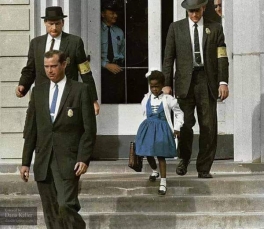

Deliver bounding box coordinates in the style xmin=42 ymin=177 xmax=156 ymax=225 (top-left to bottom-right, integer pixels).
xmin=181 ymin=0 xmax=208 ymax=10
xmin=41 ymin=6 xmax=67 ymax=20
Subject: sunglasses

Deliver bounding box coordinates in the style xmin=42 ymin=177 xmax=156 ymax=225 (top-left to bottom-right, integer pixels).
xmin=214 ymin=4 xmax=222 ymax=8
xmin=188 ymin=8 xmax=201 ymax=13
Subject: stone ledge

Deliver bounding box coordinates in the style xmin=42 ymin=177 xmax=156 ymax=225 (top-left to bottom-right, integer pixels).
xmin=1 ymin=160 xmax=264 ymax=174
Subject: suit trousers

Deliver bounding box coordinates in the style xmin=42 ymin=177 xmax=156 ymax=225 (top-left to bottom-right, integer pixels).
xmin=101 ymin=67 xmax=125 ymax=104
xmin=177 ymin=70 xmax=217 ymax=173
xmin=37 ymin=152 xmax=85 ymax=229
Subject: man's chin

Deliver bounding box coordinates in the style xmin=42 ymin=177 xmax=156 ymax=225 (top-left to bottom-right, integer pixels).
xmin=48 ymin=77 xmax=56 ymax=82
xmin=50 ymin=32 xmax=60 ymax=38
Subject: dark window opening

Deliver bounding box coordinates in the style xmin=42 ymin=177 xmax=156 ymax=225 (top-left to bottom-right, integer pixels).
xmin=101 ymin=0 xmax=148 ymax=104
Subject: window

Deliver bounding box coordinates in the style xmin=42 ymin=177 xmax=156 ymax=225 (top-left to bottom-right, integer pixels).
xmin=101 ymin=0 xmax=148 ymax=104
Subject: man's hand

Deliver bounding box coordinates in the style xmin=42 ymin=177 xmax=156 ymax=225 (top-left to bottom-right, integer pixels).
xmin=218 ymin=84 xmax=229 ymax=101
xmin=20 ymin=166 xmax=30 ymax=182
xmin=105 ymin=63 xmax=123 ymax=74
xmin=93 ymin=101 xmax=100 ymax=116
xmin=15 ymin=85 xmax=25 ymax=98
xmin=74 ymin=162 xmax=88 ymax=176
xmin=162 ymin=86 xmax=172 ymax=95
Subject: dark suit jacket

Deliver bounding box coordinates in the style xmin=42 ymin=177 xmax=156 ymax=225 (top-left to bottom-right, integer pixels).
xmin=22 ymin=79 xmax=96 ymax=181
xmin=19 ymin=31 xmax=98 ymax=101
xmin=163 ymin=17 xmax=229 ymax=100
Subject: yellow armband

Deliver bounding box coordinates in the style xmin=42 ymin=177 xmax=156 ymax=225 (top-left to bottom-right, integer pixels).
xmin=217 ymin=47 xmax=227 ymax=58
xmin=78 ymin=60 xmax=91 ymax=74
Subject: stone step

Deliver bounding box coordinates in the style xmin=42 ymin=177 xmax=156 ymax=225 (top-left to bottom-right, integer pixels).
xmin=2 ymin=212 xmax=264 ymax=229
xmin=63 ymin=212 xmax=264 ymax=229
xmin=79 ymin=173 xmax=264 ymax=196
xmin=1 ymin=173 xmax=264 ymax=196
xmin=1 ymin=194 xmax=264 ymax=213
xmin=1 ymin=162 xmax=264 ymax=229
xmin=1 ymin=160 xmax=264 ymax=174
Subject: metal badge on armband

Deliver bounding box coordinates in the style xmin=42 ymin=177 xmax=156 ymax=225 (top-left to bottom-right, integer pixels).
xmin=217 ymin=47 xmax=227 ymax=58
xmin=78 ymin=61 xmax=91 ymax=74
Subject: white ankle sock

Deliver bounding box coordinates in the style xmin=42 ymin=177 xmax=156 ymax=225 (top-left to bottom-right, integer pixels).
xmin=159 ymin=178 xmax=166 ymax=191
xmin=151 ymin=170 xmax=159 ymax=176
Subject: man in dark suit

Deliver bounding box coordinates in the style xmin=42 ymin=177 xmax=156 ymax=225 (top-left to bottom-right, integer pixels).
xmin=163 ymin=0 xmax=229 ymax=178
xmin=20 ymin=50 xmax=96 ymax=229
xmin=15 ymin=6 xmax=100 ymax=115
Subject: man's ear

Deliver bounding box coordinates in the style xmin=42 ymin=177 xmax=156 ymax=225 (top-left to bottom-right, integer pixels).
xmin=62 ymin=61 xmax=67 ymax=69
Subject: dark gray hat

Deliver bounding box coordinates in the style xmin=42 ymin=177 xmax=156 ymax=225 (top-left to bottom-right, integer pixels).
xmin=101 ymin=0 xmax=120 ymax=12
xmin=181 ymin=0 xmax=208 ymax=10
xmin=41 ymin=6 xmax=67 ymax=20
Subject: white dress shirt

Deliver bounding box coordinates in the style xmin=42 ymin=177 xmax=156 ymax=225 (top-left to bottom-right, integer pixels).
xmin=188 ymin=17 xmax=227 ymax=86
xmin=150 ymin=93 xmax=163 ymax=113
xmin=188 ymin=17 xmax=204 ymax=66
xmin=45 ymin=33 xmax=62 ymax=52
xmin=49 ymin=76 xmax=66 ymax=121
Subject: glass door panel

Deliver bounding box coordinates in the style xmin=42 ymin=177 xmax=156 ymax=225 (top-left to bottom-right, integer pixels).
xmin=101 ymin=0 xmax=148 ymax=104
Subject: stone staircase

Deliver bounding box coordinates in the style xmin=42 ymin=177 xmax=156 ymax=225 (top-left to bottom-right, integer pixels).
xmin=1 ymin=160 xmax=264 ymax=229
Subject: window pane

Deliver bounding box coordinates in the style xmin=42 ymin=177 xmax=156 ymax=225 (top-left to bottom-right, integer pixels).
xmin=126 ymin=0 xmax=148 ymax=103
xmin=101 ymin=0 xmax=148 ymax=104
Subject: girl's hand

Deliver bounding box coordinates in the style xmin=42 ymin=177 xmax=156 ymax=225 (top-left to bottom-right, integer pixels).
xmin=174 ymin=130 xmax=180 ymax=138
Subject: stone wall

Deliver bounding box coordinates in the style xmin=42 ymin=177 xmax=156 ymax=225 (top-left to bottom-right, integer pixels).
xmin=0 ymin=0 xmax=33 ymax=161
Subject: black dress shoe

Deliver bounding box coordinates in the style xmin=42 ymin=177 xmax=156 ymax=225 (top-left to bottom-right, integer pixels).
xmin=149 ymin=173 xmax=159 ymax=182
xmin=158 ymin=185 xmax=166 ymax=195
xmin=198 ymin=172 xmax=213 ymax=178
xmin=176 ymin=159 xmax=190 ymax=176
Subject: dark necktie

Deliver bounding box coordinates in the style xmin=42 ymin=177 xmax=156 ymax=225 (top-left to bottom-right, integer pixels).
xmin=107 ymin=26 xmax=114 ymax=62
xmin=50 ymin=38 xmax=55 ymax=51
xmin=194 ymin=23 xmax=201 ymax=64
xmin=50 ymin=84 xmax=58 ymax=122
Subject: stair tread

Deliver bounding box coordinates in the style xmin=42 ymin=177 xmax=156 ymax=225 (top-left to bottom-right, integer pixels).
xmin=2 ymin=159 xmax=264 ymax=174
xmin=1 ymin=172 xmax=264 ymax=180
xmin=25 ymin=211 xmax=264 ymax=216
xmin=2 ymin=193 xmax=264 ymax=198
xmin=1 ymin=161 xmax=264 ymax=229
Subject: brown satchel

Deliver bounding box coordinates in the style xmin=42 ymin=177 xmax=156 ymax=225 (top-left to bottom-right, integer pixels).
xmin=128 ymin=142 xmax=143 ymax=172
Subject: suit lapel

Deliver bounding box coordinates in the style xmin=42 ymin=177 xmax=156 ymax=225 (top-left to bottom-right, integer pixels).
xmin=40 ymin=34 xmax=47 ymax=55
xmin=59 ymin=32 xmax=69 ymax=52
xmin=38 ymin=35 xmax=48 ymax=77
xmin=42 ymin=83 xmax=51 ymax=121
xmin=182 ymin=18 xmax=192 ymax=50
xmin=203 ymin=20 xmax=209 ymax=50
xmin=55 ymin=79 xmax=72 ymax=122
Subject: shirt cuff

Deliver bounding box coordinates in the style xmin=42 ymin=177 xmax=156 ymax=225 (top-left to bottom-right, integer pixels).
xmin=174 ymin=123 xmax=182 ymax=131
xmin=219 ymin=81 xmax=228 ymax=86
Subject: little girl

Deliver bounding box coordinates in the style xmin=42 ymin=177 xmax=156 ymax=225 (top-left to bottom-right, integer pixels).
xmin=135 ymin=70 xmax=184 ymax=195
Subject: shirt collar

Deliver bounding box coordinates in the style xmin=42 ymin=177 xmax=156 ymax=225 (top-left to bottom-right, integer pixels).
xmin=50 ymin=76 xmax=66 ymax=88
xmin=102 ymin=22 xmax=115 ymax=31
xmin=47 ymin=33 xmax=62 ymax=43
xmin=188 ymin=17 xmax=204 ymax=28
xmin=151 ymin=92 xmax=163 ymax=99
